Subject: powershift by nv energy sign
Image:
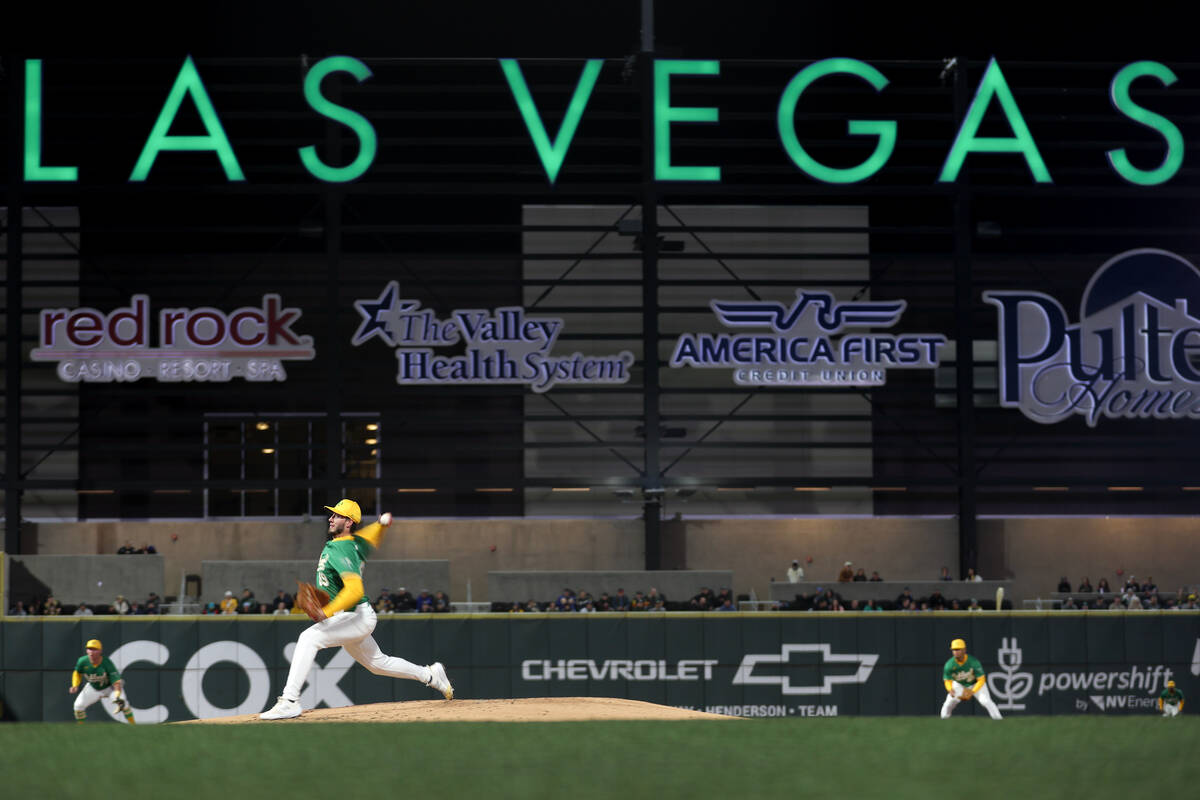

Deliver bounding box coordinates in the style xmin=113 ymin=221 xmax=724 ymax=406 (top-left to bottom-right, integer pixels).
xmin=986 ymin=249 xmax=1200 ymax=425
xmin=671 ymin=290 xmax=946 ymax=387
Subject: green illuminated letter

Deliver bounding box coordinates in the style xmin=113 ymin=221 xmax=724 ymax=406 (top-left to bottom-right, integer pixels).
xmin=777 ymin=58 xmax=895 ymax=183
xmin=1107 ymin=61 xmax=1183 ymax=186
xmin=655 ymin=60 xmax=720 ymax=181
xmin=129 ymin=55 xmax=243 ymax=182
xmin=299 ymin=56 xmax=378 ymax=183
xmin=939 ymin=58 xmax=1050 ymax=183
xmin=25 ymin=59 xmax=78 ymax=181
xmin=499 ymin=59 xmax=602 ymax=184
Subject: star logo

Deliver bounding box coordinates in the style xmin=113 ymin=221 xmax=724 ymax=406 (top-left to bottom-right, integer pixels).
xmin=351 ymin=281 xmax=418 ymax=346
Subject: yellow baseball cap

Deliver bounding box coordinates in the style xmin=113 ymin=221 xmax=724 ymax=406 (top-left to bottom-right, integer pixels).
xmin=950 ymin=638 xmax=967 ymax=650
xmin=324 ymin=498 xmax=362 ymax=524
xmin=85 ymin=639 xmax=103 ymax=651
xmin=1167 ymin=680 xmax=1176 ymax=688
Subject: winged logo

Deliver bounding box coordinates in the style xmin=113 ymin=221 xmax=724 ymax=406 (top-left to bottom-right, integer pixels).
xmin=712 ymin=290 xmax=905 ymax=333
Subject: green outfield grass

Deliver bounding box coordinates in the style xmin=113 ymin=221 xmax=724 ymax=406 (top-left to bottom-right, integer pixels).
xmin=1 ymin=717 xmax=1195 ymax=799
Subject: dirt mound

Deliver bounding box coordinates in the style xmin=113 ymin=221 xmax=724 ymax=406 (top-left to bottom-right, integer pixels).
xmin=179 ymin=697 xmax=734 ymax=723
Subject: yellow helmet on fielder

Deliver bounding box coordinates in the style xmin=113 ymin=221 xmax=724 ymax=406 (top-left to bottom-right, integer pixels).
xmin=324 ymin=498 xmax=362 ymax=524
xmin=85 ymin=639 xmax=103 ymax=651
xmin=950 ymin=638 xmax=967 ymax=650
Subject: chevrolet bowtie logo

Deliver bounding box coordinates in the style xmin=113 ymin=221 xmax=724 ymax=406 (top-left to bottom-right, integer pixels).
xmin=732 ymin=644 xmax=879 ymax=695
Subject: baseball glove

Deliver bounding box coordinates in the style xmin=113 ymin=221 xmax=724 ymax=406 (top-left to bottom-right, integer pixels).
xmin=113 ymin=696 xmax=127 ymax=712
xmin=960 ymin=688 xmax=974 ymax=701
xmin=296 ymin=581 xmax=330 ymax=622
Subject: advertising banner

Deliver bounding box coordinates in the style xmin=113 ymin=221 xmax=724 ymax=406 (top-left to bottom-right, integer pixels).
xmin=2 ymin=614 xmax=1196 ymax=722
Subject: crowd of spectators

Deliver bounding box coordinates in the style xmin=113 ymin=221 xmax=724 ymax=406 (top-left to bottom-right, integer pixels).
xmin=1051 ymin=573 xmax=1198 ymax=611
xmin=784 ymin=586 xmax=990 ymax=612
xmin=6 ymin=591 xmax=165 ymax=616
xmin=116 ymin=541 xmax=157 ymax=554
xmin=497 ymin=585 xmax=748 ymax=612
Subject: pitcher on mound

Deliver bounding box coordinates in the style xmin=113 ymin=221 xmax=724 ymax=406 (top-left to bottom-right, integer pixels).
xmin=941 ymin=637 xmax=1002 ymax=720
xmin=261 ymin=499 xmax=453 ymax=720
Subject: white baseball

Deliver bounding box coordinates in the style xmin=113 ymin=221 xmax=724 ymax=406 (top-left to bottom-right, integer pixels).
xmin=380 ymin=512 xmax=392 ymax=526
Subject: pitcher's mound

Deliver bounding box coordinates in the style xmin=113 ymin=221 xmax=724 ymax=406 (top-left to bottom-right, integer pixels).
xmin=181 ymin=697 xmax=733 ymax=723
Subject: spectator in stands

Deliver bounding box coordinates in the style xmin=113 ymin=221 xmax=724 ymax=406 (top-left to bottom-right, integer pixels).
xmin=239 ymin=588 xmax=256 ymax=613
xmin=716 ymin=597 xmax=736 ymax=611
xmin=130 ymin=602 xmax=146 ymax=615
xmin=204 ymin=602 xmax=219 ymax=614
xmin=965 ymin=568 xmax=982 ymax=582
xmin=1142 ymin=576 xmax=1158 ymax=593
xmin=117 ymin=541 xmax=138 ymax=554
xmin=1061 ymin=596 xmax=1077 ymax=610
xmin=646 ymin=587 xmax=666 ymax=607
xmin=9 ymin=600 xmax=30 ymax=616
xmin=576 ymin=591 xmax=594 ymax=609
xmin=715 ymin=588 xmax=734 ymax=608
xmin=895 ymin=587 xmax=915 ymax=608
xmin=554 ymin=588 xmax=576 ymax=612
xmin=525 ymin=600 xmax=540 ymax=612
xmin=853 ymin=568 xmax=867 ymax=582
xmin=508 ymin=602 xmax=524 ymax=613
xmin=1108 ymin=595 xmax=1126 ymax=611
xmin=837 ymin=561 xmax=855 ymax=582
xmin=1096 ymin=578 xmax=1112 ymax=595
xmin=1146 ymin=594 xmax=1162 ymax=610
xmin=690 ymin=587 xmax=714 ymax=609
xmin=271 ymin=601 xmax=289 ymax=615
xmin=390 ymin=587 xmax=414 ymax=612
xmin=787 ymin=560 xmax=804 ymax=583
xmin=949 ymin=598 xmax=962 ymax=610
xmin=43 ymin=596 xmax=63 ymax=616
xmin=651 ymin=598 xmax=666 ymax=612
xmin=255 ymin=602 xmax=269 ymax=614
xmin=939 ymin=566 xmax=953 ymax=581
xmin=416 ymin=590 xmax=435 ymax=613
xmin=1180 ymin=594 xmax=1199 ymax=610
xmin=219 ymin=590 xmax=238 ymax=615
xmin=145 ymin=593 xmax=160 ymax=614
xmin=1127 ymin=593 xmax=1145 ymax=610
xmin=968 ymin=598 xmax=982 ymax=611
xmin=929 ymin=590 xmax=945 ymax=610
xmin=1123 ymin=574 xmax=1140 ymax=593
xmin=595 ymin=592 xmax=612 ymax=612
xmin=1078 ymin=577 xmax=1093 ymax=593
xmin=73 ymin=602 xmax=93 ymax=616
xmin=434 ymin=591 xmax=450 ymax=612
xmin=629 ymin=591 xmax=647 ymax=611
xmin=1057 ymin=576 xmax=1071 ymax=592
xmin=374 ymin=589 xmax=393 ymax=613
xmin=898 ymin=597 xmax=915 ymax=612
xmin=869 ymin=571 xmax=883 ymax=582
xmin=113 ymin=595 xmax=131 ymax=615
xmin=862 ymin=600 xmax=880 ymax=611
xmin=612 ymin=588 xmax=632 ymax=611
xmin=274 ymin=588 xmax=294 ymax=609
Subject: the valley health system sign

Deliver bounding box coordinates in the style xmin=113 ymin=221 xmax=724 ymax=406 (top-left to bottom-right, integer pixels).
xmin=31 ymin=294 xmax=315 ymax=382
xmin=351 ymin=281 xmax=633 ymax=392
xmin=670 ymin=290 xmax=945 ymax=386
xmin=985 ymin=249 xmax=1200 ymax=425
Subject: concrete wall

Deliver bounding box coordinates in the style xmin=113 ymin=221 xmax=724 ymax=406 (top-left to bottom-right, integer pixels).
xmin=977 ymin=517 xmax=1200 ymax=603
xmin=30 ymin=518 xmax=644 ymax=603
xmin=769 ymin=580 xmax=1011 ymax=606
xmin=200 ymin=560 xmax=450 ymax=606
xmin=487 ymin=570 xmax=734 ymax=604
xmin=24 ymin=516 xmax=1200 ymax=606
xmin=5 ymin=554 xmax=165 ymax=607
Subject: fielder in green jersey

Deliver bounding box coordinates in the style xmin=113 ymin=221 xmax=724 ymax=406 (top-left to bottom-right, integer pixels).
xmin=940 ymin=637 xmax=1002 ymax=720
xmin=260 ymin=498 xmax=453 ymax=720
xmin=70 ymin=638 xmax=135 ymax=723
xmin=1159 ymin=680 xmax=1185 ymax=716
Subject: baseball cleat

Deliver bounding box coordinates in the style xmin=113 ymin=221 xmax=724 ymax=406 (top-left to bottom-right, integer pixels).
xmin=260 ymin=696 xmax=302 ymax=720
xmin=427 ymin=662 xmax=454 ymax=700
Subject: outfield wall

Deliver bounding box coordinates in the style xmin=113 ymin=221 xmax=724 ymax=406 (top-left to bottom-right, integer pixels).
xmin=2 ymin=613 xmax=1196 ymax=722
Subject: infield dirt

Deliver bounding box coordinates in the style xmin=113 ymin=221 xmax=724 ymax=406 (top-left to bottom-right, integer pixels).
xmin=177 ymin=697 xmax=735 ymax=723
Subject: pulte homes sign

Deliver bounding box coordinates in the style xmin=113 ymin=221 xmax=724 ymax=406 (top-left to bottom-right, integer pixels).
xmin=16 ymin=56 xmax=1188 ymax=186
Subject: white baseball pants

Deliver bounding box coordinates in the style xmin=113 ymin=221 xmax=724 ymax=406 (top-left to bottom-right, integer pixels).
xmin=74 ymin=683 xmax=132 ymax=723
xmin=941 ymin=682 xmax=1003 ymax=720
xmin=281 ymin=602 xmax=430 ymax=703
xmin=1162 ymin=703 xmax=1181 ymax=717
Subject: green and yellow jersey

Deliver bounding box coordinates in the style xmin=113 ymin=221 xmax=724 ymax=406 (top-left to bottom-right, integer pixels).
xmin=72 ymin=656 xmax=120 ymax=689
xmin=1159 ymin=687 xmax=1184 ymax=708
xmin=943 ymin=654 xmax=987 ymax=693
xmin=315 ymin=520 xmax=385 ymax=617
